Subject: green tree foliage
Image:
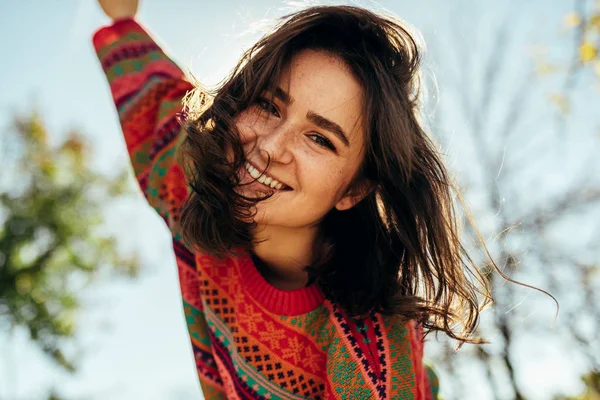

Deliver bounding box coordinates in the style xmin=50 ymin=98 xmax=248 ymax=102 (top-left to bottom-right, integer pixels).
xmin=0 ymin=112 xmax=139 ymax=372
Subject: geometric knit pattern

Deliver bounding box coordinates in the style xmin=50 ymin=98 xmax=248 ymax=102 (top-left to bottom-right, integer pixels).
xmin=93 ymin=18 xmax=439 ymax=400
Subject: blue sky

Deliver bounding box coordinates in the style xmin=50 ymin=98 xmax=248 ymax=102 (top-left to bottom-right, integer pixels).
xmin=1 ymin=1 xmax=594 ymax=399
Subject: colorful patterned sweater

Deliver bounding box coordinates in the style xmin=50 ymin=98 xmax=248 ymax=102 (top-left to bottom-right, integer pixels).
xmin=93 ymin=18 xmax=440 ymax=400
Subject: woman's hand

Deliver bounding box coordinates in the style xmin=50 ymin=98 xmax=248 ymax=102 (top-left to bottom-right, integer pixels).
xmin=97 ymin=0 xmax=139 ymax=20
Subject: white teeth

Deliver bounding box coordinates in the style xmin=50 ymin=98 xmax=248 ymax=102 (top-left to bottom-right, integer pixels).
xmin=247 ymin=164 xmax=261 ymax=179
xmin=244 ymin=162 xmax=287 ymax=190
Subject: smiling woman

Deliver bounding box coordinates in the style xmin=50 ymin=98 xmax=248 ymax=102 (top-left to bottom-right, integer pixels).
xmin=93 ymin=1 xmax=492 ymax=398
xmin=229 ymin=49 xmax=368 ymax=290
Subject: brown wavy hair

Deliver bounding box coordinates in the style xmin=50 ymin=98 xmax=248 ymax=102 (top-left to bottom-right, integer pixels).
xmin=179 ymin=5 xmax=495 ymax=344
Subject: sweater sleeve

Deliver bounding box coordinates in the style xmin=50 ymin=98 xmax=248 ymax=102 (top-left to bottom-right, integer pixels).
xmin=411 ymin=323 xmax=441 ymax=400
xmin=92 ymin=19 xmax=226 ymax=398
xmin=425 ymin=364 xmax=440 ymax=400
xmin=92 ymin=18 xmax=192 ymax=237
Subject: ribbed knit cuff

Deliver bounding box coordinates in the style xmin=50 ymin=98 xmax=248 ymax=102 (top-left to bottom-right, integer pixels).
xmin=92 ymin=18 xmax=146 ymax=53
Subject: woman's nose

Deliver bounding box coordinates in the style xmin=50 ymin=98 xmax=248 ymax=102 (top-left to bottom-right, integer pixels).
xmin=257 ymin=123 xmax=294 ymax=165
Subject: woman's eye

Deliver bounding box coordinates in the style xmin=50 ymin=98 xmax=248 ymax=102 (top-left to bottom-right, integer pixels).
xmin=309 ymin=134 xmax=336 ymax=151
xmin=257 ymin=98 xmax=280 ymax=117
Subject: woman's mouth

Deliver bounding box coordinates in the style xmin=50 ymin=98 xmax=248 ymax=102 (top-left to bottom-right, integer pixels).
xmin=244 ymin=162 xmax=292 ymax=191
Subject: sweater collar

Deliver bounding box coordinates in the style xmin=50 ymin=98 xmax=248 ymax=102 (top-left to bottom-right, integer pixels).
xmin=236 ymin=252 xmax=325 ymax=316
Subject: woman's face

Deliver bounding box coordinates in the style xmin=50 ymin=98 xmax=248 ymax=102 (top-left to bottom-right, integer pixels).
xmin=235 ymin=49 xmax=367 ymax=229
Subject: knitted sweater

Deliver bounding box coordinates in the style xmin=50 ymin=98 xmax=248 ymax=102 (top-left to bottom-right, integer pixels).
xmin=93 ymin=18 xmax=440 ymax=400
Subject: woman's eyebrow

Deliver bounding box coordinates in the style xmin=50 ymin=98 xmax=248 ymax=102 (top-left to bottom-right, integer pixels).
xmin=272 ymin=86 xmax=350 ymax=147
xmin=306 ymin=111 xmax=350 ymax=147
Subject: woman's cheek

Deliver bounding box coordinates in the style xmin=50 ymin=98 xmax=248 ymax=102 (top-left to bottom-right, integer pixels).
xmin=237 ymin=120 xmax=262 ymax=146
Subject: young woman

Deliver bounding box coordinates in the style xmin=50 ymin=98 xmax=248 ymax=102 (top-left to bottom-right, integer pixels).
xmin=94 ymin=0 xmax=492 ymax=398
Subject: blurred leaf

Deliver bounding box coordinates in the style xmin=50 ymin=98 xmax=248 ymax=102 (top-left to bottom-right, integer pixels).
xmin=536 ymin=62 xmax=558 ymax=75
xmin=47 ymin=389 xmax=66 ymax=400
xmin=589 ymin=14 xmax=600 ymax=31
xmin=565 ymin=12 xmax=582 ymax=28
xmin=580 ymin=42 xmax=598 ymax=63
xmin=562 ymin=371 xmax=600 ymax=399
xmin=549 ymin=93 xmax=571 ymax=114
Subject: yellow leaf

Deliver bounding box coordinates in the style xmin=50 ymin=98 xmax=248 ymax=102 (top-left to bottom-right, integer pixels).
xmin=536 ymin=63 xmax=557 ymax=75
xmin=549 ymin=94 xmax=570 ymax=114
xmin=580 ymin=42 xmax=598 ymax=62
xmin=564 ymin=12 xmax=582 ymax=28
xmin=16 ymin=273 xmax=32 ymax=295
xmin=589 ymin=14 xmax=600 ymax=30
xmin=595 ymin=61 xmax=600 ymax=77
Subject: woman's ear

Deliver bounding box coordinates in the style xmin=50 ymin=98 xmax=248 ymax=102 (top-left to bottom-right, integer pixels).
xmin=335 ymin=180 xmax=375 ymax=211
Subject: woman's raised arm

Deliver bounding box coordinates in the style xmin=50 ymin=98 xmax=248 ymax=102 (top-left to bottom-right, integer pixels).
xmin=93 ymin=4 xmax=228 ymax=397
xmin=93 ymin=2 xmax=193 ymax=236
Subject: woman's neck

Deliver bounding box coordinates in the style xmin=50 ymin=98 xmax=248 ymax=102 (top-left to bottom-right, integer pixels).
xmin=251 ymin=224 xmax=319 ymax=290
